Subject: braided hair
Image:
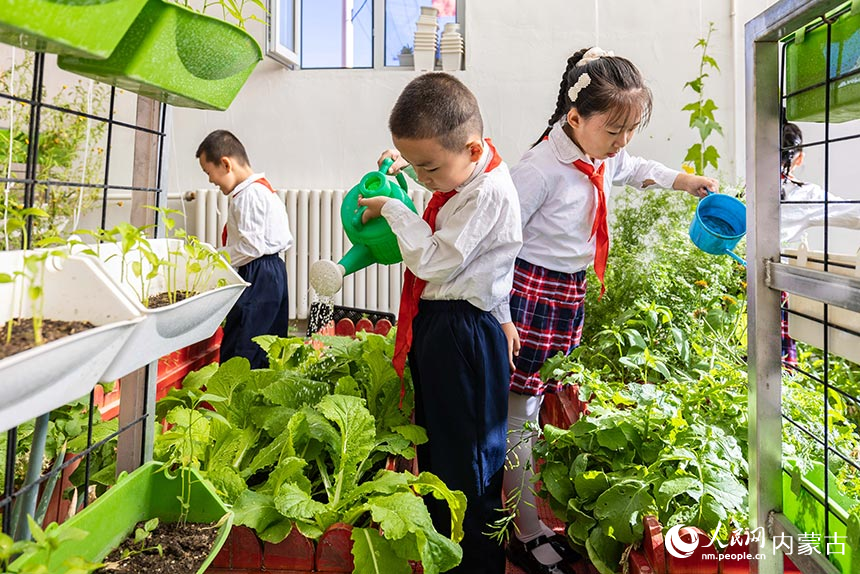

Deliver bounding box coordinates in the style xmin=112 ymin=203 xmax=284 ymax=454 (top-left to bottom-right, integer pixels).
xmin=781 ymin=123 xmax=804 ymax=199
xmin=781 ymin=122 xmax=803 ymax=176
xmin=532 ymin=48 xmax=653 ymax=148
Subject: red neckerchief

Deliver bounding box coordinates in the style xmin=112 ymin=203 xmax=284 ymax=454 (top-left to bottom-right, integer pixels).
xmin=393 ymin=139 xmax=503 ymax=403
xmin=222 ymin=177 xmax=276 ymax=247
xmin=572 ymin=160 xmax=608 ymax=299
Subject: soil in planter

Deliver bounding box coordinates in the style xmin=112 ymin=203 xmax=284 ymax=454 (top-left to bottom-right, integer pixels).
xmin=147 ymin=291 xmax=197 ymax=309
xmin=96 ymin=520 xmax=218 ymax=574
xmin=0 ymin=318 xmax=95 ymax=360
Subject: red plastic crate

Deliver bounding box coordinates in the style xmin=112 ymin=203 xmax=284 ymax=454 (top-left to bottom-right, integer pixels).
xmin=96 ymin=327 xmax=223 ymax=420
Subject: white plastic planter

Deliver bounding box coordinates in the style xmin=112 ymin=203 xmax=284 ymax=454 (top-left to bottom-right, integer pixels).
xmin=413 ymin=50 xmax=436 ymax=71
xmin=786 ymin=246 xmax=860 ymax=365
xmin=74 ymin=238 xmax=248 ymax=381
xmin=0 ymin=251 xmax=143 ymax=433
xmin=440 ymin=51 xmax=462 ymax=71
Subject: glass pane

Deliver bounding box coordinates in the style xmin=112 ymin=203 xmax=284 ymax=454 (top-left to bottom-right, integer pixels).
xmin=279 ymin=0 xmax=295 ymax=52
xmin=385 ymin=0 xmax=457 ymax=67
xmin=302 ymin=0 xmax=373 ymax=69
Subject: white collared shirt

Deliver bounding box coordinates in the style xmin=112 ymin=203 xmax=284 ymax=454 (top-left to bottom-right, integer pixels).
xmin=781 ymin=179 xmax=860 ymax=245
xmin=511 ymin=121 xmax=679 ymax=274
xmin=223 ymin=172 xmax=294 ymax=268
xmin=381 ymin=141 xmax=523 ymax=324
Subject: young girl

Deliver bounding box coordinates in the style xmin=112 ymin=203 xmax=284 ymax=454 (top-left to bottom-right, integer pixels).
xmin=779 ymin=122 xmax=860 ymax=364
xmin=503 ymin=47 xmax=717 ymax=573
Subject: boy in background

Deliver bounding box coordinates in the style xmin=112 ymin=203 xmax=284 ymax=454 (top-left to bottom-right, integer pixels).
xmin=197 ymin=130 xmax=293 ymax=369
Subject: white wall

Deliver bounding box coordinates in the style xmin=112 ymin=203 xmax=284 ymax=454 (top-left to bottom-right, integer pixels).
xmin=167 ymin=0 xmax=779 ymax=194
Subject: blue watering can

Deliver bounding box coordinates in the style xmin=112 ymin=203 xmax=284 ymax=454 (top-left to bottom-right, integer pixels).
xmin=689 ymin=192 xmax=747 ymax=266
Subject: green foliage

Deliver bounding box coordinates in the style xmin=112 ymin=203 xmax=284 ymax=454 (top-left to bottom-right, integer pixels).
xmin=682 ymin=22 xmax=723 ymax=175
xmin=0 ymin=517 xmax=102 ymax=573
xmin=114 ymin=518 xmax=163 ymax=562
xmin=154 ymin=333 xmax=464 ymax=572
xmin=534 ymin=382 xmax=748 ymax=574
xmin=156 ymin=385 xmax=227 ymax=524
xmin=0 ymin=54 xmax=109 ymax=246
xmin=192 ymin=0 xmax=266 ymax=29
xmin=0 ymin=399 xmax=118 ymax=538
xmin=587 ymin=186 xmax=745 ymax=343
xmin=73 ymin=209 xmax=231 ymax=307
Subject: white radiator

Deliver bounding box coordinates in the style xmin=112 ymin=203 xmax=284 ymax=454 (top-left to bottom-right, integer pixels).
xmin=183 ymin=187 xmax=432 ymax=320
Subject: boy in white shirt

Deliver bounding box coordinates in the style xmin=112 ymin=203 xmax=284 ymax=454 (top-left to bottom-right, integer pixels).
xmin=196 ymin=130 xmax=293 ymax=369
xmin=357 ymin=72 xmax=522 ymax=574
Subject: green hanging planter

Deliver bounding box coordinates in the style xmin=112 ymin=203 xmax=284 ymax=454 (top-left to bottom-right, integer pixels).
xmin=57 ymin=0 xmax=262 ymax=111
xmin=785 ymin=6 xmax=860 ymax=123
xmin=0 ymin=0 xmax=148 ymax=59
xmin=10 ymin=461 xmax=233 ymax=573
xmin=782 ymin=462 xmax=856 ymax=573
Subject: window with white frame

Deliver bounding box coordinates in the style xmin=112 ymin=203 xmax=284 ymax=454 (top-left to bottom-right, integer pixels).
xmin=267 ymin=0 xmax=464 ymax=70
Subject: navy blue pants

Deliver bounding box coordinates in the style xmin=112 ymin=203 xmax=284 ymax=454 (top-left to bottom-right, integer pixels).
xmin=221 ymin=253 xmax=289 ymax=369
xmin=410 ymin=300 xmax=509 ymax=574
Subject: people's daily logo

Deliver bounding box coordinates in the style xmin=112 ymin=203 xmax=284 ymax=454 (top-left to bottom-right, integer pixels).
xmin=665 ymin=525 xmax=699 ymax=559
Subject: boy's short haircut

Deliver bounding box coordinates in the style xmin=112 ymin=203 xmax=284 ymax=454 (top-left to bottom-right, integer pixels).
xmin=389 ymin=72 xmax=484 ymax=152
xmin=196 ymin=129 xmax=250 ymax=166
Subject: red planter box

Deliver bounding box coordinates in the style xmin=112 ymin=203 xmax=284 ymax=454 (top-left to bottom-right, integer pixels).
xmin=95 ymin=327 xmax=223 ymax=420
xmin=207 ymin=523 xmax=353 ymax=573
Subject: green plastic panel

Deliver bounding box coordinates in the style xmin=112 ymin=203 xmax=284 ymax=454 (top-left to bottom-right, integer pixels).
xmin=57 ymin=0 xmax=262 ymax=111
xmin=0 ymin=0 xmax=147 ymax=59
xmin=11 ymin=461 xmax=232 ymax=573
xmin=785 ymin=8 xmax=860 ymax=123
xmin=782 ymin=463 xmax=858 ymax=573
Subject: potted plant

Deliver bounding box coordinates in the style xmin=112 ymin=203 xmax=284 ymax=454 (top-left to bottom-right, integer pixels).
xmin=56 ymin=0 xmax=264 ymax=110
xmin=67 ymin=214 xmax=248 ymax=382
xmin=156 ymin=334 xmax=467 ymax=572
xmin=0 ymin=248 xmax=142 ymax=434
xmin=398 ymin=45 xmax=414 ymax=68
xmin=1 ymin=58 xmax=111 ymax=245
xmin=0 ymin=0 xmax=147 ymax=59
xmin=10 ymin=442 xmax=233 ymax=573
xmin=784 ymin=7 xmax=860 ymax=122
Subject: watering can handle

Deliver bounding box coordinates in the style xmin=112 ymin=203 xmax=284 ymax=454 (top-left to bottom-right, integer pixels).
xmin=379 ymin=157 xmax=410 ymax=192
xmin=725 ymin=249 xmax=747 ymax=266
xmin=353 ymin=159 xmax=410 ymax=227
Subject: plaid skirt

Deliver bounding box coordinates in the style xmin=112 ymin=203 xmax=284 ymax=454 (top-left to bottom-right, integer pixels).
xmin=509 ymin=258 xmax=587 ymax=396
xmin=781 ymin=291 xmax=798 ymax=367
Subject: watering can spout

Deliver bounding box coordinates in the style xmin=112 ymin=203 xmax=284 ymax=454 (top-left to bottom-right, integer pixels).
xmin=338 ymin=244 xmax=376 ymax=276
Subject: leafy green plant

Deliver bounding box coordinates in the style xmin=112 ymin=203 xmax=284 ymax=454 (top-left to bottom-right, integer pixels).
xmin=156 ymin=387 xmax=228 ymax=524
xmin=114 ymin=518 xmax=163 ymax=562
xmin=682 ymin=21 xmax=723 ymax=176
xmin=176 ymin=0 xmax=265 ymax=29
xmin=0 ymin=54 xmax=109 ymax=245
xmin=154 ymin=333 xmax=466 ymax=572
xmin=0 ymin=399 xmax=118 ymax=535
xmin=71 ymin=208 xmax=230 ymax=308
xmin=2 ymin=247 xmax=69 ymax=348
xmin=0 ymin=204 xmax=49 ymax=252
xmin=142 ymin=206 xmax=230 ymax=304
xmin=586 ymin=186 xmax=744 ymax=343
xmin=533 ymin=383 xmax=748 ymax=574
xmin=0 ymin=516 xmax=102 ymax=574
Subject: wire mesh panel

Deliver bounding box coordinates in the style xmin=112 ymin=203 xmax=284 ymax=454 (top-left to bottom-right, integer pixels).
xmin=747 ymin=1 xmax=860 ymax=572
xmin=0 ymin=47 xmax=167 ymax=538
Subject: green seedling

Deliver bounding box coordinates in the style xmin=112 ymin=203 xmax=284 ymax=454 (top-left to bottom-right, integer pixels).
xmin=158 ymin=391 xmax=229 ymax=524
xmin=112 ymin=517 xmax=163 ymax=562
xmin=682 ymin=22 xmax=723 ymax=176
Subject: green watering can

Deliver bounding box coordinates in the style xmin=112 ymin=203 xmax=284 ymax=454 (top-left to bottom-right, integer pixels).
xmin=310 ymin=158 xmax=418 ymax=296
